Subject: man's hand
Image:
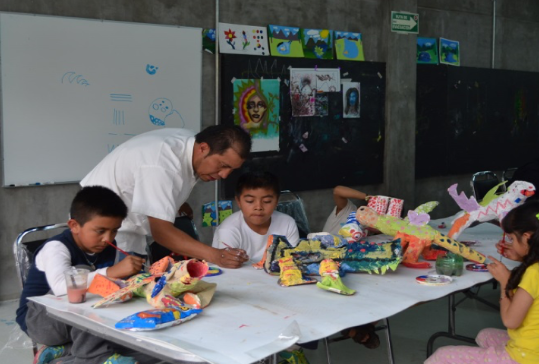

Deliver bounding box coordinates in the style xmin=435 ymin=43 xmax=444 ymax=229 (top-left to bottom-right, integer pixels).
xmin=212 ymin=247 xmax=249 ymax=269
xmin=107 ymin=255 xmax=145 ymax=279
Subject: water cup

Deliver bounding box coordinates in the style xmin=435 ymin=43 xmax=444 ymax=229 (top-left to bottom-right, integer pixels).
xmin=435 ymin=253 xmax=463 ymax=276
xmin=64 ymin=268 xmax=89 ymax=303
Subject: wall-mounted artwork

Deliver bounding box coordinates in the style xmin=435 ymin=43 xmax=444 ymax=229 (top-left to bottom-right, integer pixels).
xmin=335 ymin=31 xmax=365 ymax=61
xmin=290 ymin=70 xmax=316 ymax=116
xmin=218 ymin=22 xmax=269 ymax=56
xmin=300 ymin=28 xmax=334 ymax=59
xmin=233 ymin=79 xmax=280 ymax=152
xmin=202 ymin=28 xmax=216 ymax=54
xmin=439 ymin=37 xmax=460 ymax=66
xmin=314 ymin=69 xmax=340 ymax=92
xmin=342 ymin=82 xmax=360 ymax=118
xmin=417 ymin=37 xmax=438 ymax=64
xmin=268 ymin=25 xmax=304 ymax=58
xmin=202 ymin=200 xmax=233 ymax=227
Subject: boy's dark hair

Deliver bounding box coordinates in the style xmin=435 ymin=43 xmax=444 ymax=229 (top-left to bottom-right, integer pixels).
xmin=235 ymin=171 xmax=281 ymax=197
xmin=195 ymin=125 xmax=252 ymax=160
xmin=502 ymin=200 xmax=539 ymax=297
xmin=70 ymin=186 xmax=128 ymax=226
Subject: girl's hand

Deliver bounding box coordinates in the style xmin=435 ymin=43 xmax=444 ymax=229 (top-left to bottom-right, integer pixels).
xmin=496 ymin=240 xmax=523 ymax=262
xmin=487 ymin=255 xmax=511 ymax=284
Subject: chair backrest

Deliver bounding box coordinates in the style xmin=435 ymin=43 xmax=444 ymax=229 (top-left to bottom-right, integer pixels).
xmin=502 ymin=167 xmax=518 ymax=183
xmin=13 ymin=223 xmax=68 ymax=288
xmin=276 ymin=190 xmax=310 ymax=238
xmin=470 ymin=171 xmax=502 ymax=202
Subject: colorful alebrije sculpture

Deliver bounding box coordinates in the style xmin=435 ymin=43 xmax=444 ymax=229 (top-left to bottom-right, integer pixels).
xmin=277 ymin=257 xmax=317 ymax=287
xmin=115 ymin=307 xmax=202 ymax=331
xmin=338 ymin=212 xmax=368 ymax=242
xmin=356 ymin=206 xmax=486 ymax=268
xmin=447 ymin=181 xmax=535 ymax=240
xmin=316 ymin=259 xmax=355 ymax=295
xmin=257 ymin=234 xmax=402 ymax=276
xmin=92 ymin=258 xmax=215 ymax=310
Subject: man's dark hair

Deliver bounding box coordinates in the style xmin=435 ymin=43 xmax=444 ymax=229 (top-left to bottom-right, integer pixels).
xmin=235 ymin=171 xmax=281 ymax=197
xmin=195 ymin=125 xmax=252 ymax=160
xmin=70 ymin=186 xmax=128 ymax=226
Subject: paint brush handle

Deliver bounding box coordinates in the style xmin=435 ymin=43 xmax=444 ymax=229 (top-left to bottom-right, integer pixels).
xmin=105 ymin=240 xmax=129 ymax=256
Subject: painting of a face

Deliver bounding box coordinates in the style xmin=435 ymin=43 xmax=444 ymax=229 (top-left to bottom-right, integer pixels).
xmin=247 ymin=94 xmax=267 ymax=125
xmin=349 ymin=90 xmax=358 ymax=105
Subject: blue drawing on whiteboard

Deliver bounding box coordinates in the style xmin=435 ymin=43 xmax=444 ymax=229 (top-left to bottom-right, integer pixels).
xmin=146 ymin=64 xmax=159 ymax=75
xmin=61 ymin=72 xmax=90 ymax=86
xmin=113 ymin=109 xmax=125 ymax=125
xmin=110 ymin=94 xmax=132 ymax=102
xmin=149 ymin=98 xmax=185 ymax=127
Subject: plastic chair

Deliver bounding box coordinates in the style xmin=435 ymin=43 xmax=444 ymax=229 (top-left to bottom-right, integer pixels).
xmin=502 ymin=167 xmax=518 ymax=183
xmin=470 ymin=171 xmax=503 ymax=202
xmin=276 ymin=190 xmax=310 ymax=238
xmin=13 ymin=223 xmax=68 ymax=355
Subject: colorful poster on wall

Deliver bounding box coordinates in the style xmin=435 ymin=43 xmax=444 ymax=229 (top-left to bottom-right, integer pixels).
xmin=233 ymin=79 xmax=280 ymax=152
xmin=300 ymin=28 xmax=334 ymax=59
xmin=218 ymin=22 xmax=269 ymax=56
xmin=335 ymin=31 xmax=365 ymax=61
xmin=202 ymin=200 xmax=233 ymax=227
xmin=416 ymin=37 xmax=438 ymax=64
xmin=439 ymin=38 xmax=460 ymax=66
xmin=342 ymin=82 xmax=360 ymax=118
xmin=268 ymin=25 xmax=304 ymax=58
xmin=202 ymin=29 xmax=216 ymax=54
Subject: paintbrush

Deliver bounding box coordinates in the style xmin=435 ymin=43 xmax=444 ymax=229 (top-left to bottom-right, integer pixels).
xmin=221 ymin=241 xmax=254 ymax=264
xmin=105 ymin=240 xmax=130 ymax=256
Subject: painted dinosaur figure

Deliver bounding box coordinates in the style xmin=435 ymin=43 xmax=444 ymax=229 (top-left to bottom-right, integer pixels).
xmin=356 ymin=206 xmax=486 ymax=268
xmin=447 ymin=180 xmax=535 ymax=240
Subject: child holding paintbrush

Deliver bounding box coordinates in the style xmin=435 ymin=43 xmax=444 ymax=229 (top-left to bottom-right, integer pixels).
xmin=16 ymin=186 xmax=151 ymax=364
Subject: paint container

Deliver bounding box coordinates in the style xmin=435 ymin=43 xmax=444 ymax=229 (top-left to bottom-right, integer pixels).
xmin=367 ymin=195 xmax=390 ymax=215
xmin=435 ymin=253 xmax=463 ymax=277
xmin=386 ymin=198 xmax=404 ymax=217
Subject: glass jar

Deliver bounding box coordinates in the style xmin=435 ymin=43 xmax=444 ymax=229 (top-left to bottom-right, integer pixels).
xmin=435 ymin=252 xmax=463 ymax=276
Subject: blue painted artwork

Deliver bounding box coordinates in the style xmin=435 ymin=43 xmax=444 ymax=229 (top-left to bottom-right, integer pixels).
xmin=276 ymin=41 xmax=291 ymax=55
xmin=417 ymin=37 xmax=438 ymax=64
xmin=439 ymin=38 xmax=460 ymax=66
xmin=146 ymin=64 xmax=158 ymax=75
xmin=335 ymin=32 xmax=364 ymax=61
xmin=148 ymin=98 xmax=185 ymax=127
xmin=110 ymin=94 xmax=132 ymax=102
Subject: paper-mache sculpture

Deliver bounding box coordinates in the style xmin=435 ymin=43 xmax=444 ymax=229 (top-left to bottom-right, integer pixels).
xmin=316 ymin=259 xmax=356 ymax=295
xmin=447 ymin=181 xmax=535 ymax=239
xmin=356 ymin=206 xmax=486 ymax=268
xmin=115 ymin=307 xmax=202 ymax=331
xmin=277 ymin=257 xmax=317 ymax=287
xmin=92 ymin=258 xmax=216 ymax=314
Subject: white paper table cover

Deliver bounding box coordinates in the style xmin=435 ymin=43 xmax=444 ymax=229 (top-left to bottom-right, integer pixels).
xmin=30 ymin=217 xmax=515 ymax=364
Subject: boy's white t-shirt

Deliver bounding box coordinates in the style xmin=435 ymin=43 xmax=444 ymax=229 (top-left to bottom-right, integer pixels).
xmin=322 ymin=199 xmax=357 ymax=235
xmin=81 ymin=128 xmax=199 ymax=254
xmin=212 ymin=211 xmax=300 ymax=262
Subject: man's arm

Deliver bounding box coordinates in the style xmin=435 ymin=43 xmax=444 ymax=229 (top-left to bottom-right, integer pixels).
xmin=149 ymin=217 xmax=247 ymax=268
xmin=333 ymin=186 xmax=368 ymax=214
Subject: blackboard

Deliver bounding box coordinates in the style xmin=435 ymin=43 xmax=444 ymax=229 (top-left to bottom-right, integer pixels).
xmin=221 ymin=54 xmax=386 ymax=197
xmin=0 ymin=13 xmax=202 ymax=186
xmin=416 ymin=64 xmax=539 ymax=178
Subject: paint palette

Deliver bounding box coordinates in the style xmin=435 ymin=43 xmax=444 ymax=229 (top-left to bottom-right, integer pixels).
xmin=415 ymin=274 xmax=452 ymax=286
xmin=466 ymin=263 xmax=489 ymax=272
xmin=206 ymin=267 xmax=223 ymax=277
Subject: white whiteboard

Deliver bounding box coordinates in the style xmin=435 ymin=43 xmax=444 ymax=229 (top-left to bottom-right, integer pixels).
xmin=0 ymin=13 xmax=202 ymax=186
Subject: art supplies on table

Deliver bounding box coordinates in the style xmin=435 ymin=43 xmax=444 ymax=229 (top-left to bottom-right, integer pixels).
xmin=415 ymin=274 xmax=452 ymax=286
xmin=206 ymin=266 xmax=223 ymax=277
xmin=466 ymin=263 xmax=489 ymax=272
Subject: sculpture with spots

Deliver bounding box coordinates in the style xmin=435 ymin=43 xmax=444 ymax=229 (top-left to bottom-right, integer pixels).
xmin=356 ymin=206 xmax=486 ymax=268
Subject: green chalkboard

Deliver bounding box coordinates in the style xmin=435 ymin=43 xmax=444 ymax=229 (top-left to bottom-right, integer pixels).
xmin=220 ymin=54 xmax=386 ymax=197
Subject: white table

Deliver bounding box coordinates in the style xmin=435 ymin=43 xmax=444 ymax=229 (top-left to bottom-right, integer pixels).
xmin=30 ymin=218 xmax=515 ymax=364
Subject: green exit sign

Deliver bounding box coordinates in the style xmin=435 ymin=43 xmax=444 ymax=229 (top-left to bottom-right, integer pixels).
xmin=391 ymin=11 xmax=419 ymax=34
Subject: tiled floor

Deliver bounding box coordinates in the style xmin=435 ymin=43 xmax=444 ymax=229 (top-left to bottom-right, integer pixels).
xmin=0 ymin=285 xmax=503 ymax=364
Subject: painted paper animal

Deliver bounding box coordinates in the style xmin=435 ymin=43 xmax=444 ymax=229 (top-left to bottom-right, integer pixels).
xmin=447 ymin=181 xmax=535 ymax=239
xmin=356 ymin=206 xmax=486 ymax=268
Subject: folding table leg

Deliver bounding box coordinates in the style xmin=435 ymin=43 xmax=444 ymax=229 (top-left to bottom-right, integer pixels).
xmin=323 ymin=337 xmax=332 ymax=364
xmin=426 ymin=293 xmax=476 ymax=357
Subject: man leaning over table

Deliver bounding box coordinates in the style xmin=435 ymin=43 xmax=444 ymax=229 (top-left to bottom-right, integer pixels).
xmin=81 ymin=125 xmax=251 ymax=268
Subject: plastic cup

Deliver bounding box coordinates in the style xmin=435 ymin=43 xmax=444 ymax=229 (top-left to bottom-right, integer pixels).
xmin=64 ymin=268 xmax=89 ymax=303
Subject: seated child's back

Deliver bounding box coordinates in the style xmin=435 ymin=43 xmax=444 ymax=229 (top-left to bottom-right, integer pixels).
xmin=212 ymin=171 xmax=300 ymax=262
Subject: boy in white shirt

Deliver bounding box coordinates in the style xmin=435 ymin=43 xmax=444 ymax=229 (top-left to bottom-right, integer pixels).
xmin=212 ymin=171 xmax=300 ymax=263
